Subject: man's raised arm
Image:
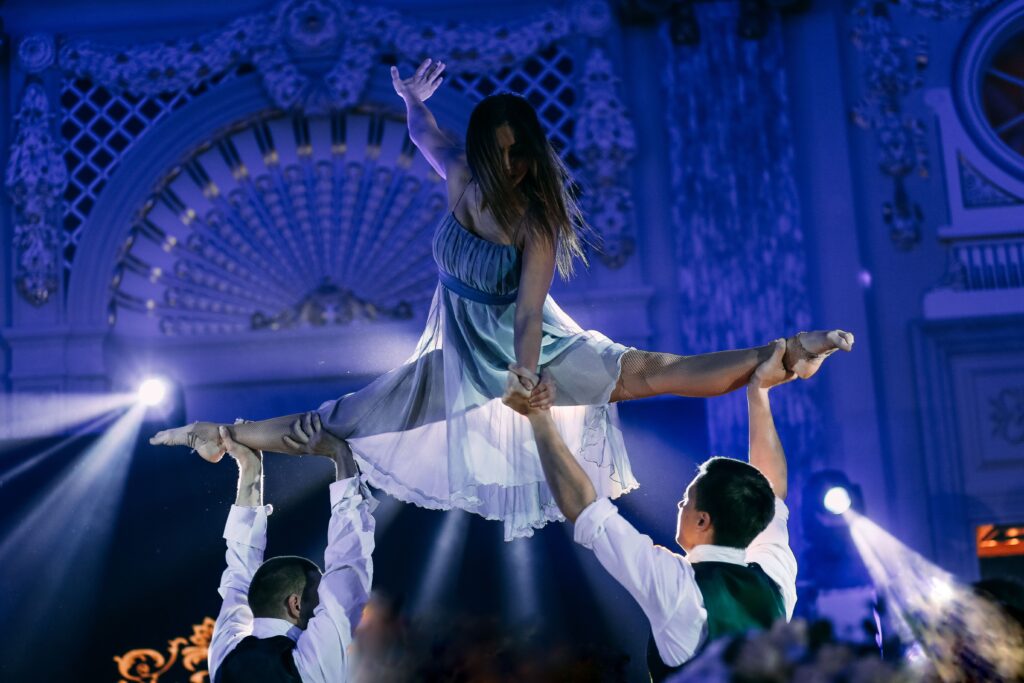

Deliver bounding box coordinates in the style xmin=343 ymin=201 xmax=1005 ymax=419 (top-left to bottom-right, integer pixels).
xmin=207 ymin=426 xmax=267 ymax=681
xmin=746 ymin=339 xmax=794 ymax=500
xmin=504 ymin=369 xmax=595 ymax=522
xmin=287 ymin=413 xmax=376 ymax=683
xmin=744 ymin=339 xmax=799 ymax=618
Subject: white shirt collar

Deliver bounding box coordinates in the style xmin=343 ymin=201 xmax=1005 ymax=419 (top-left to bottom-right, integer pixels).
xmin=252 ymin=617 xmax=302 ymax=642
xmin=685 ymin=543 xmax=746 ymax=566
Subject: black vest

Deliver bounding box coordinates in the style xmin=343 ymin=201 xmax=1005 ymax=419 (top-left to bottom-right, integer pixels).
xmin=647 ymin=561 xmax=785 ymax=682
xmin=214 ymin=635 xmax=302 ymax=683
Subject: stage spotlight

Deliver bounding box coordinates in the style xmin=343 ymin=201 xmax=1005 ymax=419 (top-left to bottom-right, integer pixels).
xmin=930 ymin=577 xmax=954 ymax=605
xmin=801 ymin=470 xmax=870 ymax=590
xmin=823 ymin=486 xmax=852 ymax=515
xmin=805 ymin=470 xmax=863 ymax=525
xmin=137 ymin=377 xmax=169 ymax=407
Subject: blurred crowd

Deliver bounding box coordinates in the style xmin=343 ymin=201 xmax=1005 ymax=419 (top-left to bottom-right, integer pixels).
xmin=346 ymin=577 xmax=1024 ymax=683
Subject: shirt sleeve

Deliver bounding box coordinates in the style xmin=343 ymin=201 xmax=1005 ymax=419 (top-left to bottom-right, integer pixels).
xmin=574 ymin=498 xmax=707 ymax=667
xmin=292 ymin=476 xmax=377 ymax=683
xmin=208 ymin=503 xmax=272 ymax=682
xmin=745 ymin=497 xmax=798 ymax=619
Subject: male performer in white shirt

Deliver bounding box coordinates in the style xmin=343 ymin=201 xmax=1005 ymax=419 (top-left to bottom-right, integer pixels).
xmin=207 ymin=413 xmax=376 ymax=683
xmin=506 ymin=339 xmax=799 ymax=679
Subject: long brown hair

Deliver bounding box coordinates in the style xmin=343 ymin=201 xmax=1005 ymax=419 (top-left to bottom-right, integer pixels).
xmin=465 ymin=93 xmax=589 ymax=278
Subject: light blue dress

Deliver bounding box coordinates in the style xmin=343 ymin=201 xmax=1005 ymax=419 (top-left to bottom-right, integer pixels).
xmin=318 ymin=212 xmax=638 ymax=540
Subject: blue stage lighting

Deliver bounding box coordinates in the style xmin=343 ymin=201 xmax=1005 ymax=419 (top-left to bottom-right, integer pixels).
xmin=137 ymin=377 xmax=169 ymax=407
xmin=823 ymin=486 xmax=853 ymax=515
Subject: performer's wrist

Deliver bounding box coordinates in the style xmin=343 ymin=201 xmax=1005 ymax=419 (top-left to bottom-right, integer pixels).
xmin=527 ymin=410 xmax=554 ymax=426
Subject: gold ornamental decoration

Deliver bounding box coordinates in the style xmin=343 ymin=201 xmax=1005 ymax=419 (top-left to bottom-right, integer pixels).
xmin=114 ymin=617 xmax=213 ymax=683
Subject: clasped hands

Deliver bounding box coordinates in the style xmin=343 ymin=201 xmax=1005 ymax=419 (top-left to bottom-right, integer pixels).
xmin=503 ymin=364 xmax=556 ymax=416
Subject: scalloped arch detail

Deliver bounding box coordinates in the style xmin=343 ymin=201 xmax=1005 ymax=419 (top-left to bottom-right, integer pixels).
xmin=111 ymin=109 xmax=446 ymax=336
xmin=64 ymin=72 xmax=472 ymax=331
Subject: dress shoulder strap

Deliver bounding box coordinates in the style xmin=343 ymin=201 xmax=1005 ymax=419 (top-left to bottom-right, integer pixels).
xmin=453 ymin=178 xmax=474 ymax=214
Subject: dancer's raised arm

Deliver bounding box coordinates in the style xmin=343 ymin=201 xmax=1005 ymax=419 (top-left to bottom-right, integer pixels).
xmin=513 ymin=234 xmax=556 ymax=382
xmin=391 ymin=59 xmax=465 ymax=181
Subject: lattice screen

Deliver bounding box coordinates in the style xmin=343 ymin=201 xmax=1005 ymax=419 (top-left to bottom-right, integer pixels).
xmin=56 ymin=44 xmax=577 ymax=283
xmin=448 ymin=43 xmax=579 ymax=169
xmin=58 ymin=65 xmax=251 ymax=277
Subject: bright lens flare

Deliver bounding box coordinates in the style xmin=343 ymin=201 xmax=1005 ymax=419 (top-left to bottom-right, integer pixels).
xmin=930 ymin=578 xmax=954 ymax=606
xmin=137 ymin=378 xmax=169 ymax=407
xmin=823 ymin=486 xmax=852 ymax=515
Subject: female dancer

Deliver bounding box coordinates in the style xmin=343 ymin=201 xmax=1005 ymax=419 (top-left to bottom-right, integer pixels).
xmin=152 ymin=59 xmax=853 ymax=540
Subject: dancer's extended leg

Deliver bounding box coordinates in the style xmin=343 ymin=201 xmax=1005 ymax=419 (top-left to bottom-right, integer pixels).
xmin=609 ymin=330 xmax=853 ymax=401
xmin=149 ymin=414 xmax=312 ymax=463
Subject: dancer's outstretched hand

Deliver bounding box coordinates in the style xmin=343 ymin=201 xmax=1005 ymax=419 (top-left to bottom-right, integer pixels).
xmin=391 ymin=58 xmax=445 ymax=102
xmin=751 ymin=339 xmax=797 ymax=390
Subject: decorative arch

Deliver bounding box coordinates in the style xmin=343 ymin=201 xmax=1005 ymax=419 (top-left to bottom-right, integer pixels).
xmin=66 ymin=70 xmax=472 ymax=330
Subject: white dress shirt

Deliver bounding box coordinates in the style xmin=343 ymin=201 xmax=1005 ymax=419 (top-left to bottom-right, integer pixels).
xmin=207 ymin=476 xmax=377 ymax=683
xmin=574 ymin=496 xmax=797 ymax=667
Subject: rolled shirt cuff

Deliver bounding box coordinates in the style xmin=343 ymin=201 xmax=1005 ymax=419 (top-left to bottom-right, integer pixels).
xmin=330 ymin=475 xmax=379 ymax=513
xmin=573 ymin=497 xmax=619 ymax=549
xmin=224 ymin=504 xmax=273 ymax=550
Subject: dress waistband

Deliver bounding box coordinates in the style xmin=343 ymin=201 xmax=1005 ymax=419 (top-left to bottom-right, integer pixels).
xmin=437 ymin=268 xmax=517 ymax=305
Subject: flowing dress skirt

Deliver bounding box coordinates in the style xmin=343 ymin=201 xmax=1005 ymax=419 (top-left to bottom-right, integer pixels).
xmin=318 ymin=214 xmax=638 ymax=540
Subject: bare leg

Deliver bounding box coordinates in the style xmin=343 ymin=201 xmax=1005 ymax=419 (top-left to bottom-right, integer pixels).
xmin=149 ymin=414 xmax=310 ymax=463
xmin=611 ymin=345 xmax=774 ymax=401
xmin=609 ymin=329 xmax=854 ymax=402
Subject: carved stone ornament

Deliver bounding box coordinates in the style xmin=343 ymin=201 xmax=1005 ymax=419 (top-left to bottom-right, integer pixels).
xmin=572 ymin=0 xmax=615 ymax=38
xmin=113 ymin=617 xmax=212 ymax=683
xmin=849 ymin=0 xmax=999 ymax=249
xmin=957 ymin=153 xmax=1024 ymax=208
xmin=574 ymin=47 xmax=637 ymax=267
xmin=56 ymin=0 xmax=608 ymax=112
xmin=18 ymin=34 xmax=57 ymax=73
xmin=5 ymin=83 xmax=68 ymax=306
xmin=249 ymin=282 xmax=414 ymax=331
xmin=990 ymin=387 xmax=1024 ymax=446
xmin=850 ymin=0 xmax=929 ymax=249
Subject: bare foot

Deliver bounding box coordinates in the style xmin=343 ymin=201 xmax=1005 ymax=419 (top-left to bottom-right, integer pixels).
xmin=783 ymin=330 xmax=854 ymax=380
xmin=149 ymin=422 xmax=226 ymax=463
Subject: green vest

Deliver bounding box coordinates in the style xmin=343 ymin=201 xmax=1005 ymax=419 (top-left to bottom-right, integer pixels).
xmin=648 ymin=561 xmax=785 ymax=682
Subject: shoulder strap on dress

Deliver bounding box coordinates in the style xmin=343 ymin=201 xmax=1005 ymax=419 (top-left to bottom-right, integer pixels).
xmin=453 ymin=178 xmax=474 ymax=214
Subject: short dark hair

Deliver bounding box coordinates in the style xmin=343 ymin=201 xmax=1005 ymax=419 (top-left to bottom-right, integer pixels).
xmin=691 ymin=457 xmax=775 ymax=549
xmin=248 ymin=556 xmax=322 ymax=618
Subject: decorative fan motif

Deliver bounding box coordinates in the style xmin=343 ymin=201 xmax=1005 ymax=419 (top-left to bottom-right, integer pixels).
xmin=60 ymin=67 xmax=245 ymax=275
xmin=110 ymin=110 xmax=446 ymax=336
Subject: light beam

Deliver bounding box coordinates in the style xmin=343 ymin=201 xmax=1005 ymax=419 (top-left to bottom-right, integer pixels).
xmin=411 ymin=509 xmax=469 ymax=616
xmin=844 ymin=510 xmax=1024 ymax=679
xmin=0 ymin=404 xmax=146 ymax=668
xmin=0 ymin=391 xmax=136 ymax=442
